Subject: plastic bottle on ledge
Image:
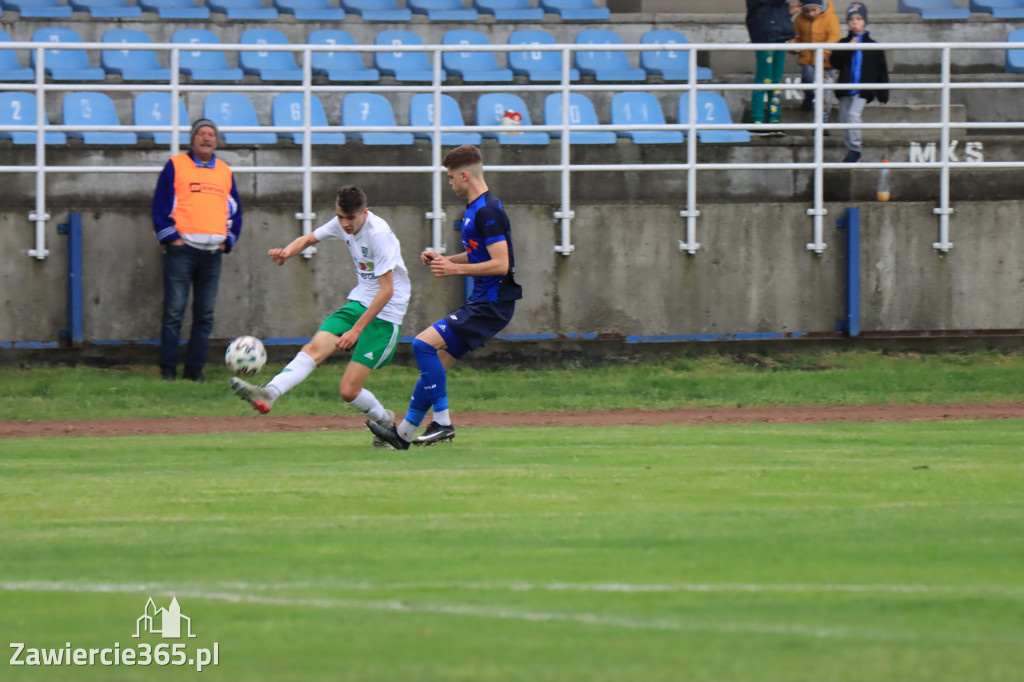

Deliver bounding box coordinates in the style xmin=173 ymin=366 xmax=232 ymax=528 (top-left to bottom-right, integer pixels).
xmin=876 ymin=158 xmax=891 ymax=202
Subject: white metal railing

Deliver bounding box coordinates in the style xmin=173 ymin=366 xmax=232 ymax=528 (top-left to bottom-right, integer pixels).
xmin=2 ymin=39 xmax=1023 ymax=259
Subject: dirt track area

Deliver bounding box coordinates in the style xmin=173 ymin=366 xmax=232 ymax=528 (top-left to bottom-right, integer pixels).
xmin=3 ymin=403 xmax=1024 ymax=439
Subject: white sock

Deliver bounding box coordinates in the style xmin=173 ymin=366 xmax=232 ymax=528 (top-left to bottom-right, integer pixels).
xmin=397 ymin=420 xmax=417 ymax=442
xmin=266 ymin=351 xmax=316 ymax=403
xmin=432 ymin=409 xmax=451 ymax=427
xmin=347 ymin=388 xmax=387 ymax=422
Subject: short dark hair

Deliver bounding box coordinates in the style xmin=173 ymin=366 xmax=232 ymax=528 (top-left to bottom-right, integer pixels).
xmin=336 ymin=186 xmax=367 ymax=214
xmin=442 ymin=145 xmax=483 ymax=171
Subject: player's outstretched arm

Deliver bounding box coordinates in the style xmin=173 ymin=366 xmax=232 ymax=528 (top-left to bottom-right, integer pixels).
xmin=269 ymin=233 xmax=319 ymax=266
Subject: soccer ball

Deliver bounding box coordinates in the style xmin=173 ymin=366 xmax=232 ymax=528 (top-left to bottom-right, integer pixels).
xmin=225 ymin=336 xmax=266 ymax=376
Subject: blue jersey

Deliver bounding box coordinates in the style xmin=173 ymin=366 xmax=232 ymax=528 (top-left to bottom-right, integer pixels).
xmin=461 ymin=191 xmax=523 ymax=303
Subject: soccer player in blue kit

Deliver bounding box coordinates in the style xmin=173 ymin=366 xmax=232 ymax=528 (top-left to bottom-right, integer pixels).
xmin=368 ymin=145 xmax=523 ymax=449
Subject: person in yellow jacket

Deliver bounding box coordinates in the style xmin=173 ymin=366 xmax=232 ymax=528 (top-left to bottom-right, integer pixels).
xmin=151 ymin=119 xmax=242 ymax=382
xmin=791 ymin=0 xmax=842 ymax=127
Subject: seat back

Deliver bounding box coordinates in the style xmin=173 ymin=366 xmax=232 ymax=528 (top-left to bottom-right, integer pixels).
xmin=641 ymin=29 xmax=696 ymax=76
xmin=310 ymin=29 xmax=361 ymax=72
xmin=342 ymin=91 xmax=414 ymax=144
xmin=0 ymin=29 xmax=33 ymax=79
xmin=101 ymin=29 xmax=163 ymax=75
xmin=239 ymin=29 xmax=300 ymax=76
xmin=409 ymin=92 xmax=482 ymax=144
xmin=477 ymin=92 xmax=533 ymax=127
xmin=341 ymin=0 xmax=412 ymax=19
xmin=539 ymin=0 xmax=608 ymax=18
xmin=172 ymin=29 xmax=235 ymax=72
xmin=543 ymin=92 xmax=615 ymax=144
xmin=677 ymin=91 xmax=751 ymax=143
xmin=508 ymin=29 xmax=562 ymax=75
xmin=203 ymin=93 xmax=278 ymax=144
xmin=610 ymin=91 xmax=682 ymax=143
xmin=134 ymin=92 xmax=189 ymax=144
xmin=1008 ymin=28 xmax=1024 ymax=73
xmin=374 ymin=30 xmax=434 ymax=78
xmin=30 ymin=27 xmax=95 ymax=72
xmin=574 ymin=29 xmax=632 ymax=73
xmin=442 ymin=29 xmax=504 ymax=74
xmin=272 ymin=93 xmax=345 ymax=144
xmin=0 ymin=92 xmax=66 ymax=144
xmin=63 ymin=91 xmax=138 ymax=144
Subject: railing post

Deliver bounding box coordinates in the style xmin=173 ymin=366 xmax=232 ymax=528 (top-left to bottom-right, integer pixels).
xmin=28 ymin=45 xmax=49 ymax=260
xmin=678 ymin=47 xmax=700 ymax=255
xmin=933 ymin=46 xmax=954 ymax=252
xmin=427 ymin=47 xmax=446 ymax=254
xmin=806 ymin=46 xmax=828 ymax=254
xmin=296 ymin=44 xmax=317 ymax=259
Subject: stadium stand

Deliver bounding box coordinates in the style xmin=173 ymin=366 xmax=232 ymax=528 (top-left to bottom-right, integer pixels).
xmin=0 ymin=0 xmax=72 ymax=18
xmin=134 ymin=92 xmax=190 ymax=144
xmin=239 ymin=29 xmax=303 ymax=81
xmin=408 ymin=0 xmax=477 ymax=20
xmin=641 ymin=29 xmax=713 ymax=81
xmin=539 ymin=0 xmax=608 ymax=19
xmin=137 ymin=0 xmax=210 ymax=18
xmin=473 ymin=0 xmax=543 ymax=20
xmin=340 ymin=0 xmax=411 ymax=20
xmin=30 ymin=27 xmax=105 ymax=81
xmin=0 ymin=92 xmax=67 ymax=144
xmin=476 ymin=92 xmax=548 ymax=144
xmin=272 ymin=93 xmax=346 ymax=144
xmin=101 ymin=29 xmax=171 ymax=82
xmin=442 ymin=30 xmax=514 ymax=82
xmin=574 ymin=29 xmax=645 ymax=82
xmin=309 ymin=29 xmax=379 ymax=81
xmin=970 ymin=0 xmax=1024 ymax=16
xmin=544 ymin=92 xmax=616 ymax=144
xmin=508 ymin=29 xmax=580 ymax=81
xmin=273 ymin=0 xmax=344 ymax=19
xmin=172 ymin=29 xmax=244 ymax=81
xmin=0 ymin=29 xmax=34 ymax=81
xmin=408 ymin=92 xmax=482 ymax=145
xmin=1007 ymin=28 xmax=1024 ymax=72
xmin=206 ymin=0 xmax=278 ymax=18
xmin=63 ymin=91 xmax=138 ymax=145
xmin=69 ymin=0 xmax=142 ymax=17
xmin=203 ymin=93 xmax=278 ymax=144
xmin=341 ymin=92 xmax=414 ymax=145
xmin=609 ymin=91 xmax=683 ymax=144
xmin=375 ymin=30 xmax=443 ymax=81
xmin=897 ymin=0 xmax=971 ymax=19
xmin=677 ymin=91 xmax=750 ymax=143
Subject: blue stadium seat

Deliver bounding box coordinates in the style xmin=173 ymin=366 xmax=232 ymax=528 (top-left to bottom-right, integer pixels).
xmin=240 ymin=29 xmax=302 ymax=81
xmin=102 ymin=29 xmax=171 ymax=82
xmin=63 ymin=92 xmax=138 ymax=145
xmin=203 ymin=93 xmax=278 ymax=144
xmin=409 ymin=0 xmax=477 ymax=19
xmin=508 ymin=29 xmax=580 ymax=81
xmin=442 ymin=30 xmax=514 ymax=82
xmin=0 ymin=29 xmax=34 ymax=81
xmin=641 ymin=29 xmax=712 ymax=81
xmin=340 ymin=0 xmax=411 ymax=20
xmin=272 ymin=93 xmax=345 ymax=144
xmin=1007 ymin=29 xmax=1024 ymax=73
xmin=473 ymin=0 xmax=541 ymax=19
xmin=0 ymin=93 xmax=66 ymax=144
xmin=476 ymin=92 xmax=548 ymax=145
xmin=341 ymin=92 xmax=414 ymax=145
xmin=375 ymin=30 xmax=444 ymax=82
xmin=273 ymin=0 xmax=343 ymax=19
xmin=509 ymin=28 xmax=581 ymax=80
xmin=544 ymin=92 xmax=615 ymax=144
xmin=207 ymin=0 xmax=277 ymax=18
xmin=309 ymin=30 xmax=379 ymax=81
xmin=69 ymin=0 xmax=141 ymax=17
xmin=539 ymin=0 xmax=608 ymax=19
xmin=134 ymin=92 xmax=189 ymax=145
xmin=30 ymin=28 xmax=105 ymax=81
xmin=574 ymin=29 xmax=646 ymax=82
xmin=971 ymin=0 xmax=1024 ymax=16
xmin=409 ymin=93 xmax=481 ymax=146
xmin=172 ymin=29 xmax=244 ymax=81
xmin=897 ymin=0 xmax=970 ymax=18
xmin=138 ymin=0 xmax=210 ymax=18
xmin=677 ymin=92 xmax=750 ymax=144
xmin=0 ymin=0 xmax=72 ymax=18
xmin=610 ymin=91 xmax=682 ymax=144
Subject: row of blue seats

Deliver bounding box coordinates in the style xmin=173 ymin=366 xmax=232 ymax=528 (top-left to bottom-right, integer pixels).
xmin=0 ymin=0 xmax=608 ymax=20
xmin=0 ymin=89 xmax=750 ymax=145
xmin=1 ymin=26 xmax=711 ymax=83
xmin=901 ymin=0 xmax=1024 ymax=19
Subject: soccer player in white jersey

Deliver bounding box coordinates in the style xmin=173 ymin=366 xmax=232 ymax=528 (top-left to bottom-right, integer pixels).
xmin=230 ymin=186 xmax=411 ymax=447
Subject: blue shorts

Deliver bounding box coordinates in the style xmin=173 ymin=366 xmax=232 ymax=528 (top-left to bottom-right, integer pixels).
xmin=431 ymin=300 xmax=516 ymax=360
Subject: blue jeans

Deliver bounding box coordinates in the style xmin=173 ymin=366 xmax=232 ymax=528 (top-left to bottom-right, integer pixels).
xmin=160 ymin=243 xmax=222 ymax=378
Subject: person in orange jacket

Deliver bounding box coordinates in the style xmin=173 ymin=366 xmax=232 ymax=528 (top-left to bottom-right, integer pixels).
xmin=791 ymin=0 xmax=842 ymax=126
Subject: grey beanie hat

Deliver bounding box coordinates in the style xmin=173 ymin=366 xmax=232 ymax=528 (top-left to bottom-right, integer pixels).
xmin=190 ymin=118 xmax=218 ymax=141
xmin=847 ymin=1 xmax=868 ymax=22
xmin=802 ymin=0 xmax=824 ymax=8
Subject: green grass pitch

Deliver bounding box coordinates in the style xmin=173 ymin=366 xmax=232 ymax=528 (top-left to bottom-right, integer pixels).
xmin=2 ymin=422 xmax=1023 ymax=681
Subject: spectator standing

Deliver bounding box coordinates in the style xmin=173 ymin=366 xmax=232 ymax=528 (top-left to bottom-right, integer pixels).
xmin=791 ymin=0 xmax=841 ymax=130
xmin=746 ymin=0 xmax=798 ymax=128
xmin=151 ymin=119 xmax=242 ymax=381
xmin=830 ymin=1 xmax=890 ymax=162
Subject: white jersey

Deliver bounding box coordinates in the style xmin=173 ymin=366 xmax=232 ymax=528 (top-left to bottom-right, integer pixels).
xmin=312 ymin=211 xmax=411 ymax=326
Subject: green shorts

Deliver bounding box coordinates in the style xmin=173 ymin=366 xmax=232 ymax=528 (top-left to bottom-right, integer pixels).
xmin=318 ymin=300 xmax=402 ymax=370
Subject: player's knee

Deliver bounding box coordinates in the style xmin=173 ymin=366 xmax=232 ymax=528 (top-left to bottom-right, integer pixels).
xmin=412 ymin=338 xmax=437 ymax=360
xmin=339 ymin=384 xmax=360 ymax=403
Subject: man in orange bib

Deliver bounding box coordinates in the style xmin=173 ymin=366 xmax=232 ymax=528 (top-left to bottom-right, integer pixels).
xmin=151 ymin=119 xmax=242 ymax=381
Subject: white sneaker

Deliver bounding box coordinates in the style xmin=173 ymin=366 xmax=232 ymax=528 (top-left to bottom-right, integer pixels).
xmin=230 ymin=377 xmax=273 ymax=415
xmin=372 ymin=408 xmax=395 ymax=449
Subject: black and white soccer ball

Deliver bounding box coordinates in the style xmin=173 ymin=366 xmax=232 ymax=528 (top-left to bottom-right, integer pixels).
xmin=225 ymin=336 xmax=266 ymax=376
